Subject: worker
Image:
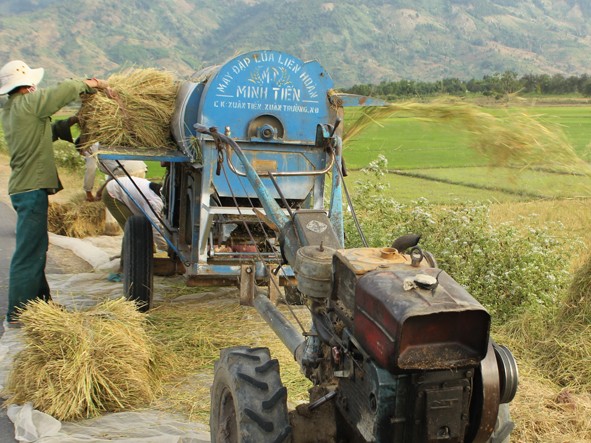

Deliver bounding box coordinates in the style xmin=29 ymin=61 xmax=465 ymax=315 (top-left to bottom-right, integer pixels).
xmin=0 ymin=59 xmax=111 ymax=328
xmin=92 ymin=145 xmax=148 ymax=200
xmin=102 ymin=176 xmax=167 ymax=253
xmin=70 ymin=137 xmax=148 ymax=202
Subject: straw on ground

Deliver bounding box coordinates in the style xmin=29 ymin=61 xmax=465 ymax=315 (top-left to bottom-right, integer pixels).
xmin=3 ymin=298 xmax=171 ymax=421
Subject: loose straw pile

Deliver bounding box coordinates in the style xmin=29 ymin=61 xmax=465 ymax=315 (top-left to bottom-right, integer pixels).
xmin=48 ymin=200 xmax=105 ymax=238
xmin=78 ymin=68 xmax=179 ymax=150
xmin=148 ymin=298 xmax=312 ymax=422
xmin=493 ymin=250 xmax=591 ymax=441
xmin=3 ymin=298 xmax=168 ymax=421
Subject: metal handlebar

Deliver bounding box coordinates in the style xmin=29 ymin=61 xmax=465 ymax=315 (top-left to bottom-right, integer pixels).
xmin=224 ymin=145 xmax=335 ymax=178
xmin=196 ymin=124 xmax=336 ymax=177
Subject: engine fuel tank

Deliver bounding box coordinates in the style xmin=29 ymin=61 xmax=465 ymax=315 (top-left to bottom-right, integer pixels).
xmin=354 ymin=268 xmax=490 ymax=371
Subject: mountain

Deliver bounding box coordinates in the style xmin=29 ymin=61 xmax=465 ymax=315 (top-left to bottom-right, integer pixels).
xmin=2 ymin=0 xmax=591 ymax=87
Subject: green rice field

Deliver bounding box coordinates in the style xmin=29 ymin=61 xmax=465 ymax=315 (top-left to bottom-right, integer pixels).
xmin=342 ymin=104 xmax=591 ymax=203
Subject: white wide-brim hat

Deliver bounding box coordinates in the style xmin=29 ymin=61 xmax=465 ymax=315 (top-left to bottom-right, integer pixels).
xmin=0 ymin=60 xmax=44 ymax=95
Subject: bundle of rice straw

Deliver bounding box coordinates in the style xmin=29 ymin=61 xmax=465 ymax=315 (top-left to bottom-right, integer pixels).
xmin=77 ymin=68 xmax=179 ymax=150
xmin=344 ymin=101 xmax=584 ymax=170
xmin=47 ymin=202 xmax=68 ymax=236
xmin=63 ymin=201 xmax=106 ymax=238
xmin=3 ymin=298 xmax=165 ymax=421
xmin=47 ymin=200 xmax=106 ymax=238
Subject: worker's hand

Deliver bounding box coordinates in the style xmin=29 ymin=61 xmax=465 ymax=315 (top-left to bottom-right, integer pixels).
xmin=94 ymin=79 xmax=119 ymax=100
xmin=85 ymin=191 xmax=95 ymax=202
xmin=67 ymin=115 xmax=79 ymax=127
xmin=93 ymin=78 xmax=110 ymax=90
xmin=104 ymin=87 xmax=119 ymax=100
xmin=86 ymin=78 xmax=118 ymax=99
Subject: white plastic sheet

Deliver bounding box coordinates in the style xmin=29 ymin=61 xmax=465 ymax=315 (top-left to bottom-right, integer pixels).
xmin=7 ymin=404 xmax=61 ymax=442
xmin=7 ymin=405 xmax=209 ymax=443
xmin=48 ymin=233 xmax=121 ymax=272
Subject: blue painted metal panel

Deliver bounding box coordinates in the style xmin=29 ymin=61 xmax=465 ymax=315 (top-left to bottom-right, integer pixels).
xmin=199 ymin=50 xmax=334 ymax=142
xmin=104 ymin=50 xmax=346 ymax=285
xmin=193 ymin=50 xmax=336 ymax=202
xmin=171 ymin=81 xmax=206 ymax=161
xmin=215 ymin=147 xmax=324 ymax=199
xmin=98 ymin=152 xmax=190 ymax=162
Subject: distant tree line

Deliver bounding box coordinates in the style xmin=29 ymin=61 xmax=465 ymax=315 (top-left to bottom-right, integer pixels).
xmin=343 ymin=72 xmax=591 ymax=99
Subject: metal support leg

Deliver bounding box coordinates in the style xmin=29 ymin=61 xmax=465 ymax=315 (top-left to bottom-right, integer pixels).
xmin=268 ymin=264 xmax=280 ymax=305
xmin=239 ymin=264 xmax=255 ymax=306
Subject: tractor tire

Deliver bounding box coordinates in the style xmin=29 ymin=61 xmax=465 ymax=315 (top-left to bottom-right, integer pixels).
xmin=211 ymin=346 xmax=292 ymax=443
xmin=123 ymin=215 xmax=154 ymax=312
xmin=487 ymin=404 xmax=513 ymax=443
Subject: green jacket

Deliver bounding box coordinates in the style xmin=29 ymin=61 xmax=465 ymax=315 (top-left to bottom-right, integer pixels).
xmin=2 ymin=79 xmax=93 ymax=195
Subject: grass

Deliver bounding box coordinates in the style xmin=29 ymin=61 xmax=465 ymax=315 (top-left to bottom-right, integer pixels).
xmin=490 ymin=199 xmax=591 ymax=245
xmin=146 ymin=161 xmax=166 ymax=180
xmin=345 ymin=170 xmax=528 ymax=204
xmin=530 ymin=106 xmax=591 ymax=158
xmin=399 ymin=167 xmax=591 ymax=199
xmin=343 ymin=116 xmax=482 ymax=169
xmin=342 ymin=103 xmax=591 ymax=205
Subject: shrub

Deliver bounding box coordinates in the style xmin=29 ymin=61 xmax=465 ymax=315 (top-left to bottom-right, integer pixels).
xmin=1 ymin=126 xmax=83 ymax=170
xmin=52 ymin=140 xmax=85 ymax=171
xmin=344 ymin=157 xmax=576 ymax=321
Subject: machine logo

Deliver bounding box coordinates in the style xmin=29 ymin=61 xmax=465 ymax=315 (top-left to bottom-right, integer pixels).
xmin=249 ymin=66 xmax=292 ymax=87
xmin=212 ymin=50 xmax=322 ymax=114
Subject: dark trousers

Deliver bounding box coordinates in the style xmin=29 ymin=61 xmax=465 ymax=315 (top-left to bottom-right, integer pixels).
xmin=102 ymin=191 xmax=133 ymax=272
xmin=7 ymin=189 xmax=51 ymax=322
xmin=101 ymin=191 xmax=133 ymax=230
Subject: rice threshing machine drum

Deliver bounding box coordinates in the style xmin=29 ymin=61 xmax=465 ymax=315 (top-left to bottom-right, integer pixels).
xmin=169 ymin=49 xmax=343 ymax=280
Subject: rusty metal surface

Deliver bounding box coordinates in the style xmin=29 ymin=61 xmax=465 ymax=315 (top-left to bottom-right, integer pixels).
xmin=267 ymin=264 xmax=281 ymax=304
xmin=185 ymin=276 xmax=238 ymax=287
xmin=353 ymin=268 xmax=490 ymax=371
xmin=239 ymin=264 xmax=256 ymax=306
xmin=251 ymin=159 xmax=278 ymax=172
xmin=335 ymin=247 xmax=419 ymax=275
xmin=294 ymin=245 xmax=336 ymax=299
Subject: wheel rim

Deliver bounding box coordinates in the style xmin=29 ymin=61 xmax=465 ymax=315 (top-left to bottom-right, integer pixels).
xmin=218 ymin=387 xmax=238 ymax=443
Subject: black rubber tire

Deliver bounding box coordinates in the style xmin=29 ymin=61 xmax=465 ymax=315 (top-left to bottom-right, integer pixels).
xmin=487 ymin=404 xmax=513 ymax=443
xmin=211 ymin=346 xmax=292 ymax=443
xmin=123 ymin=215 xmax=153 ymax=312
